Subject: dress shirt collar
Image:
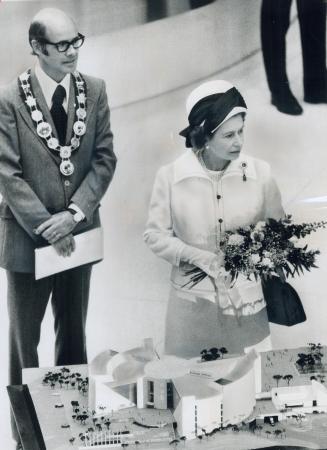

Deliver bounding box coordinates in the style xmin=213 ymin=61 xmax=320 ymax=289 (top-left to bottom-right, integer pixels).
xmin=35 ymin=63 xmax=71 ymax=110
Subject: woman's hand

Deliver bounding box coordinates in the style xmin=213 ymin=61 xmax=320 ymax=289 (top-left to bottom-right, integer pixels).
xmin=207 ymin=250 xmax=225 ymax=278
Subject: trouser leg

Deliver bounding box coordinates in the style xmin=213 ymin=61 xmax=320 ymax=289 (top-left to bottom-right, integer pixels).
xmin=297 ymin=0 xmax=327 ymax=100
xmin=51 ymin=264 xmax=92 ymax=366
xmin=261 ymin=0 xmax=293 ymax=95
xmin=7 ymin=271 xmax=52 ymax=442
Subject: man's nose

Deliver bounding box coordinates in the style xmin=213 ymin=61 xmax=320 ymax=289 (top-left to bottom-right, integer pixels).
xmin=66 ymin=45 xmax=78 ymax=57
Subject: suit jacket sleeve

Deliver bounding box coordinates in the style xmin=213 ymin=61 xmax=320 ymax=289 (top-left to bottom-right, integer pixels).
xmin=71 ymin=80 xmax=117 ymax=220
xmin=0 ymin=89 xmax=52 ymax=242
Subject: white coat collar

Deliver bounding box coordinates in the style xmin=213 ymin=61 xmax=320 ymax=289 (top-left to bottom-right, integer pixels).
xmin=173 ymin=149 xmax=257 ymax=183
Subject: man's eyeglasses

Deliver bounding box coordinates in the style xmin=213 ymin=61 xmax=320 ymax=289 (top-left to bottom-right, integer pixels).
xmin=39 ymin=33 xmax=85 ymax=53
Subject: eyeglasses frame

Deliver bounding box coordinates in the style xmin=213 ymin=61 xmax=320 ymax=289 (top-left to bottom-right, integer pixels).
xmin=38 ymin=33 xmax=85 ymax=53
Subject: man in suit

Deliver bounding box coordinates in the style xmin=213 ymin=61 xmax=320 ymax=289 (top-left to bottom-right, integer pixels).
xmin=0 ymin=8 xmax=116 ymax=448
xmin=261 ymin=0 xmax=327 ymax=115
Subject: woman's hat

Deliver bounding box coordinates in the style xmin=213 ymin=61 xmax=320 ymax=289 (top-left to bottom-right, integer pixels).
xmin=180 ymin=79 xmax=247 ymax=148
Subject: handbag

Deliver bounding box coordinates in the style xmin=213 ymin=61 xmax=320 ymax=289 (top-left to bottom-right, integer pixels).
xmin=261 ymin=275 xmax=306 ymax=326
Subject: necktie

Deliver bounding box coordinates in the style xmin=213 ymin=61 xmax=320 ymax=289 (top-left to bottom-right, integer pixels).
xmin=50 ymin=85 xmax=67 ymax=145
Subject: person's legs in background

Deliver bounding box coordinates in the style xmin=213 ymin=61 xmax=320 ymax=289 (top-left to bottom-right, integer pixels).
xmin=297 ymin=0 xmax=327 ymax=103
xmin=261 ymin=0 xmax=303 ymax=115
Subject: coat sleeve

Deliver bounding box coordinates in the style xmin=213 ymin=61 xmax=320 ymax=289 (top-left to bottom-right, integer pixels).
xmin=0 ymin=90 xmax=51 ymax=241
xmin=144 ymin=166 xmax=220 ymax=277
xmin=71 ymin=80 xmax=117 ymax=220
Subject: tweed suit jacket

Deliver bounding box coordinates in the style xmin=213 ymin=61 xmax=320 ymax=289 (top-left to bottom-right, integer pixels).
xmin=0 ymin=68 xmax=117 ymax=273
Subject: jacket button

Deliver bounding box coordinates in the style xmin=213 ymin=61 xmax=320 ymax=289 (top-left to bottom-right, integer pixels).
xmin=218 ymin=218 xmax=223 ymax=223
xmin=64 ymin=180 xmax=71 ymax=187
xmin=217 ymin=194 xmax=222 ymax=200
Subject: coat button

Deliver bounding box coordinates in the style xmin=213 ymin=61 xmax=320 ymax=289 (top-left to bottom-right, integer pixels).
xmin=218 ymin=218 xmax=223 ymax=223
xmin=64 ymin=180 xmax=71 ymax=187
xmin=217 ymin=194 xmax=222 ymax=200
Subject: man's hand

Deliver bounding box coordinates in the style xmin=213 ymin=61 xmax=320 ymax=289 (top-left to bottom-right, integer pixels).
xmin=34 ymin=211 xmax=76 ymax=244
xmin=52 ymin=234 xmax=76 ymax=257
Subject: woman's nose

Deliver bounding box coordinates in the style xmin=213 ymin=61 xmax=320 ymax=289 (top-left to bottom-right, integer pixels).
xmin=234 ymin=134 xmax=243 ymax=146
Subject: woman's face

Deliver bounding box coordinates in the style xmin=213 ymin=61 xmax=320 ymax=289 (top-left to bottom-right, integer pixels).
xmin=206 ymin=114 xmax=245 ymax=162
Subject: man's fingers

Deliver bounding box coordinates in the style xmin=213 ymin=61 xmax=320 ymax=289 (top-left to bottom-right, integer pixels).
xmin=57 ymin=236 xmax=75 ymax=257
xmin=34 ymin=218 xmax=55 ymax=235
xmin=43 ymin=228 xmax=63 ymax=243
xmin=53 ymin=243 xmax=63 ymax=256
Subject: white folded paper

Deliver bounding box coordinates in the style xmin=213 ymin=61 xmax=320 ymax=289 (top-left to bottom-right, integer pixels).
xmin=35 ymin=227 xmax=103 ymax=280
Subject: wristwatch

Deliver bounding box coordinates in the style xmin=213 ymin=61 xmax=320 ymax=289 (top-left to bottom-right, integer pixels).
xmin=67 ymin=208 xmax=84 ymax=224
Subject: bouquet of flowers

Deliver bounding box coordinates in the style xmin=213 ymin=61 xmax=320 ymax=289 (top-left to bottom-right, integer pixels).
xmin=185 ymin=215 xmax=326 ymax=287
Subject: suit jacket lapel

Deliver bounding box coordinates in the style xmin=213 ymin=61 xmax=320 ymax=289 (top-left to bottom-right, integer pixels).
xmin=65 ymin=77 xmax=75 ymax=144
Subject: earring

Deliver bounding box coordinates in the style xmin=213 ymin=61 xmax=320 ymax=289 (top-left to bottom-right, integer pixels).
xmin=204 ymin=143 xmax=210 ymax=151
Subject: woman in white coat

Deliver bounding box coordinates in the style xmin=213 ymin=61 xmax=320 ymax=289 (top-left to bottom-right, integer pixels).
xmin=144 ymin=80 xmax=284 ymax=358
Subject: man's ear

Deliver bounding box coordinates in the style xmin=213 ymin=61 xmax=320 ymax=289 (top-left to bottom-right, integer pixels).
xmin=31 ymin=39 xmax=42 ymax=56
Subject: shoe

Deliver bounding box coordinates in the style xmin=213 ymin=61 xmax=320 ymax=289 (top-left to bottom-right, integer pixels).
xmin=271 ymin=93 xmax=303 ymax=115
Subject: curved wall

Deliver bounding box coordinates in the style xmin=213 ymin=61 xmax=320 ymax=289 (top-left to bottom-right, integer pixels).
xmin=79 ymin=0 xmax=261 ymax=108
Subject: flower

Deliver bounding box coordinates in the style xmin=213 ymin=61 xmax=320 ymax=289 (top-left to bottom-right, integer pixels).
xmin=228 ymin=234 xmax=244 ymax=246
xmin=254 ymin=221 xmax=266 ymax=230
xmin=289 ymin=236 xmax=301 ymax=247
xmin=249 ymin=254 xmax=261 ymax=265
xmin=251 ymin=231 xmax=264 ymax=242
xmin=261 ymin=257 xmax=274 ymax=268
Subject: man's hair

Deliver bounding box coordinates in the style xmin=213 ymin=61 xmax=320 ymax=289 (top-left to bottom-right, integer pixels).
xmin=28 ymin=20 xmax=48 ymax=55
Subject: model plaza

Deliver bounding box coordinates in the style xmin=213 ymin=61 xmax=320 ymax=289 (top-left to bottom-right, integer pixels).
xmin=24 ymin=340 xmax=327 ymax=449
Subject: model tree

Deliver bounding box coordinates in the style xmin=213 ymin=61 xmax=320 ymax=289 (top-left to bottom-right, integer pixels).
xmin=273 ymin=374 xmax=283 ymax=387
xmin=219 ymin=347 xmax=228 ymax=358
xmin=283 ymin=374 xmax=293 ymax=386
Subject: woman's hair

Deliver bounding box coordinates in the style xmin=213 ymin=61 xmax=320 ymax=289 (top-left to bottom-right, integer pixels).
xmin=188 ymin=125 xmax=207 ymax=150
xmin=190 ymin=112 xmax=246 ymax=150
xmin=179 ymin=80 xmax=247 ymax=150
